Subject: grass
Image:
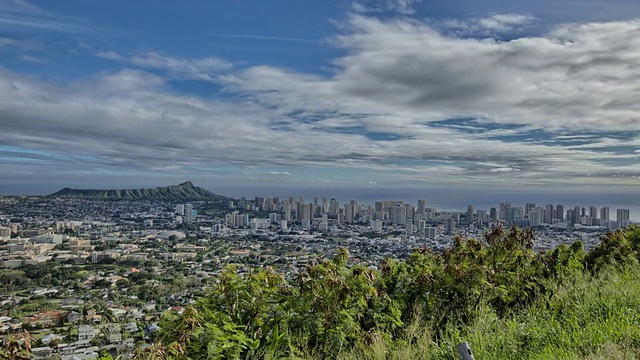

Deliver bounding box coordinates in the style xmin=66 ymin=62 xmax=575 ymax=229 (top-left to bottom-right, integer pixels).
xmin=318 ymin=266 xmax=640 ymax=360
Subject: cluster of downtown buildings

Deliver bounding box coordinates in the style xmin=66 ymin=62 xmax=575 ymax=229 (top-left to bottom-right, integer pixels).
xmin=222 ymin=196 xmax=633 ymax=235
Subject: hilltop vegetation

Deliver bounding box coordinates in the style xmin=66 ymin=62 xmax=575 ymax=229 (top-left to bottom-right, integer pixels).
xmin=48 ymin=181 xmax=230 ymax=202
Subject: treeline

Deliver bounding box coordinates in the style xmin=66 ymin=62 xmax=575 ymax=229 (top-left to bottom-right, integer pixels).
xmin=138 ymin=225 xmax=640 ymax=359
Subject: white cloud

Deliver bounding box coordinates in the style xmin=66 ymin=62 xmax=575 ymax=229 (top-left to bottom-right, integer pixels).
xmin=3 ymin=15 xmax=640 ymax=190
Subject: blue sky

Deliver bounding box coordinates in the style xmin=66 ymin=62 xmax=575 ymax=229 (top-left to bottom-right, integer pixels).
xmin=1 ymin=0 xmax=640 ymax=209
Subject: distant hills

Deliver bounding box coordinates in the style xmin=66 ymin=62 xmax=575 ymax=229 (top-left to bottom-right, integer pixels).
xmin=48 ymin=181 xmax=231 ymax=201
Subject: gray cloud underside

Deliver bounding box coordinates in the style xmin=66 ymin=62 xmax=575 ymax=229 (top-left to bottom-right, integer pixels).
xmin=1 ymin=15 xmax=640 ymax=188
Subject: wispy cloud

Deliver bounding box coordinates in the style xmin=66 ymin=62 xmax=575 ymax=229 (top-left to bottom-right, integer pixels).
xmin=95 ymin=51 xmax=234 ymax=82
xmin=442 ymin=13 xmax=536 ymax=36
xmin=19 ymin=54 xmax=47 ymax=63
xmin=352 ymin=0 xmax=422 ymax=15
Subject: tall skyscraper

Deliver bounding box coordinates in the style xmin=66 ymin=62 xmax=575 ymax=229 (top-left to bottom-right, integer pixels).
xmin=505 ymin=207 xmax=524 ymax=226
xmin=617 ymin=209 xmax=630 ymax=228
xmin=185 ymin=203 xmax=193 ymax=223
xmin=589 ymin=206 xmax=598 ymax=220
xmin=446 ymin=217 xmax=456 ymax=234
xmin=476 ymin=209 xmax=487 ymax=226
xmin=404 ymin=204 xmax=414 ymax=222
xmin=329 ymin=198 xmax=339 ymax=216
xmin=417 ymin=200 xmax=426 ymax=216
xmin=499 ymin=202 xmax=511 ymax=220
xmin=556 ymin=204 xmax=564 ymax=221
xmin=525 ymin=203 xmax=536 ymax=216
xmin=466 ymin=205 xmax=474 ymax=225
xmin=573 ymin=206 xmax=581 ymax=226
xmin=600 ymin=207 xmax=610 ymax=222
xmin=544 ymin=204 xmax=554 ymax=224
xmin=529 ymin=207 xmax=543 ymax=227
xmin=346 ymin=204 xmax=356 ymax=223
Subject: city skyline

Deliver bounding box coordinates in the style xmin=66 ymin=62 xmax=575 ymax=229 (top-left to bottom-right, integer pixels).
xmin=1 ymin=1 xmax=640 ymax=201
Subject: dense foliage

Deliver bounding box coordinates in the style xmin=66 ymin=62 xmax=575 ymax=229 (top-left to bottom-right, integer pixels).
xmin=131 ymin=225 xmax=640 ymax=359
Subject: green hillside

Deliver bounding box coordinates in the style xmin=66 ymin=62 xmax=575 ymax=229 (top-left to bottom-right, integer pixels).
xmin=48 ymin=181 xmax=230 ymax=201
xmin=129 ymin=225 xmax=640 ymax=360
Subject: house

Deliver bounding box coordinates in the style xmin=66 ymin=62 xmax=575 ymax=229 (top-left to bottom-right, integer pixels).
xmin=41 ymin=333 xmax=64 ymax=345
xmin=66 ymin=311 xmax=83 ymax=324
xmin=85 ymin=311 xmax=102 ymax=323
xmin=127 ymin=308 xmax=144 ymax=320
xmin=77 ymin=325 xmax=96 ymax=341
xmin=123 ymin=322 xmax=138 ymax=333
xmin=24 ymin=310 xmax=64 ymax=328
xmin=120 ymin=337 xmax=135 ymax=348
xmin=31 ymin=346 xmax=53 ymax=359
xmin=103 ymin=323 xmax=122 ymax=344
xmin=108 ymin=307 xmax=128 ymax=320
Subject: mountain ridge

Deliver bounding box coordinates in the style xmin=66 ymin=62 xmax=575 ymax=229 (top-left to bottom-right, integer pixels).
xmin=48 ymin=181 xmax=230 ymax=201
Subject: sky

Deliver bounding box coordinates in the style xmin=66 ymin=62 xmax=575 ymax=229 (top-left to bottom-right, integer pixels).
xmin=0 ymin=0 xmax=639 ymax=212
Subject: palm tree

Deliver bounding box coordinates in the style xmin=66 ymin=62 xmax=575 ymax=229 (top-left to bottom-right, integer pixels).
xmin=1 ymin=330 xmax=35 ymax=360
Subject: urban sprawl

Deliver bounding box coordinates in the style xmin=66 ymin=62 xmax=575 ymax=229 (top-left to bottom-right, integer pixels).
xmin=0 ymin=195 xmax=634 ymax=359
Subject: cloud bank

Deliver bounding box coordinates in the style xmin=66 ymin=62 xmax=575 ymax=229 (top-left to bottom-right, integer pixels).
xmin=1 ymin=15 xmax=639 ymax=192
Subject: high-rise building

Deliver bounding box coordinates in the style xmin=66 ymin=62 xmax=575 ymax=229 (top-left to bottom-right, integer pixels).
xmin=404 ymin=204 xmax=414 ymax=222
xmin=391 ymin=205 xmax=406 ymax=225
xmin=329 ymin=198 xmax=339 ymax=216
xmin=617 ymin=209 xmax=631 ymax=228
xmin=556 ymin=204 xmax=564 ymax=221
xmin=600 ymin=207 xmax=610 ymax=222
xmin=371 ymin=220 xmax=382 ymax=231
xmin=544 ymin=204 xmax=554 ymax=224
xmin=417 ymin=200 xmax=426 ymax=216
xmin=301 ymin=203 xmax=313 ymax=221
xmin=505 ymin=207 xmax=524 ymax=226
xmin=489 ymin=208 xmax=497 ymax=221
xmin=525 ymin=203 xmax=536 ymax=216
xmin=529 ymin=208 xmax=543 ymax=227
xmin=573 ymin=206 xmax=581 ymax=226
xmin=476 ymin=209 xmax=487 ymax=226
xmin=346 ymin=204 xmax=356 ymax=224
xmin=589 ymin=206 xmax=598 ymax=221
xmin=405 ymin=219 xmax=414 ymax=235
xmin=269 ymin=213 xmax=280 ymax=223
xmin=466 ymin=205 xmax=474 ymax=225
xmin=185 ymin=204 xmax=194 ymax=223
xmin=175 ymin=204 xmax=185 ymax=215
xmin=446 ymin=217 xmax=456 ymax=234
xmin=499 ymin=202 xmax=511 ymax=220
